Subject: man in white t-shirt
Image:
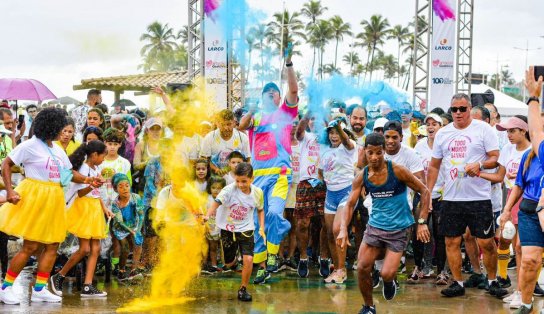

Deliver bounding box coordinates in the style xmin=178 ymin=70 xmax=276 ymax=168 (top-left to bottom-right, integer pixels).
xmin=427 ymin=93 xmax=506 ymax=298
xmin=348 ymin=105 xmax=368 ymax=147
xmin=200 ymin=109 xmax=250 ymax=175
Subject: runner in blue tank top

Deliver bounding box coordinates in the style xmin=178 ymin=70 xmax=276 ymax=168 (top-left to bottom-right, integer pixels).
xmin=336 ymin=133 xmax=431 ymax=314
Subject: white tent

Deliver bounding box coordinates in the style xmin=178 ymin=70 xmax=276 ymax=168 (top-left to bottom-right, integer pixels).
xmin=471 ymin=83 xmax=527 ymax=117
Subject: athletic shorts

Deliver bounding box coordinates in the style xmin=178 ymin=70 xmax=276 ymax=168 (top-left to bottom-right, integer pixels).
xmin=363 ymin=225 xmax=409 ymax=253
xmin=440 ymin=200 xmax=494 ymax=239
xmin=324 ymin=185 xmax=352 ymax=214
xmin=295 ymin=180 xmax=326 ymax=219
xmin=518 ymin=210 xmax=544 ymax=247
xmin=220 ymin=229 xmax=255 ymax=264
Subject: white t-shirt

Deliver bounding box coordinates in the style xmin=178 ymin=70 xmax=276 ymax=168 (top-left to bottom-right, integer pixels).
xmin=215 ymin=183 xmax=264 ymax=233
xmin=385 ymin=144 xmax=424 ymax=174
xmin=72 ymin=163 xmax=102 ymax=199
xmin=432 ymin=119 xmax=499 ymax=201
xmin=177 ymin=134 xmax=202 ymax=163
xmin=498 ymin=143 xmax=531 ymax=189
xmin=414 ymin=140 xmax=445 ymax=199
xmin=291 ymin=143 xmax=300 ymax=184
xmin=98 ymin=156 xmax=132 ymax=207
xmin=402 ymin=127 xmax=411 ymax=145
xmin=200 ymin=129 xmax=250 ymax=169
xmin=298 ymin=132 xmax=320 ymax=182
xmin=319 ymin=141 xmax=357 ymax=191
xmin=9 ymin=136 xmax=72 ymax=182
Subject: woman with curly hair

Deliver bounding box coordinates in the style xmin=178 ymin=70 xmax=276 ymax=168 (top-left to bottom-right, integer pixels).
xmin=0 ymin=108 xmax=103 ymax=305
xmin=54 ymin=117 xmax=81 ymax=155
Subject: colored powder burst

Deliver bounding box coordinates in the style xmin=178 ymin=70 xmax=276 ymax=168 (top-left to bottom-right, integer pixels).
xmin=118 ymin=80 xmax=214 ymax=313
xmin=433 ymin=0 xmax=456 ymax=21
xmin=204 ymin=0 xmax=220 ymax=17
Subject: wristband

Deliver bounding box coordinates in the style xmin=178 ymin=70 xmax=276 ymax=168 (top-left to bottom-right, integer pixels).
xmin=527 ymin=96 xmax=540 ymax=105
xmin=285 ymin=62 xmax=293 ymax=67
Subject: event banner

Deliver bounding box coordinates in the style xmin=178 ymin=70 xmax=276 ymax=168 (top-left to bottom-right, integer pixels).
xmin=204 ymin=15 xmax=228 ymax=109
xmin=429 ymin=0 xmax=458 ymax=111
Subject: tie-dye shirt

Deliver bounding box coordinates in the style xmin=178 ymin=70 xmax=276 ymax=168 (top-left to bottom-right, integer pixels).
xmin=248 ymin=99 xmax=298 ymax=171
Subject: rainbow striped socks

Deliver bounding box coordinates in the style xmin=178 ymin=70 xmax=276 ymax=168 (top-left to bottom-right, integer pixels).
xmin=1 ymin=270 xmax=19 ymax=289
xmin=34 ymin=272 xmax=49 ymax=292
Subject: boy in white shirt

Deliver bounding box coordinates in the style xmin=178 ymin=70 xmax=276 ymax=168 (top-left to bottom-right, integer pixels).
xmin=223 ymin=151 xmax=246 ymax=185
xmin=205 ymin=163 xmax=265 ymax=302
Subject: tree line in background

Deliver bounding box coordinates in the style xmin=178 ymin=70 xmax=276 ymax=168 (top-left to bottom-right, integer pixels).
xmin=138 ymin=0 xmax=519 ymax=95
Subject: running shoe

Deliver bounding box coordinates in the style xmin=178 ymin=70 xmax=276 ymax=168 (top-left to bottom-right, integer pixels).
xmin=237 ymin=286 xmax=252 ymax=302
xmin=533 ymin=283 xmax=544 ymax=296
xmin=358 ymin=305 xmax=376 ymax=314
xmin=489 ymin=280 xmax=508 ymax=298
xmin=253 ymin=267 xmax=270 ymax=284
xmin=462 ymin=256 xmax=473 ymax=274
xmin=31 ymin=287 xmax=62 ymax=303
xmin=507 ymin=256 xmax=517 ymax=270
xmin=512 ymin=304 xmax=533 ymax=314
xmin=382 ymin=280 xmax=397 ymax=300
xmin=464 ymin=273 xmax=485 ymax=288
xmin=436 ymin=272 xmax=449 ymax=286
xmin=497 ymin=275 xmax=511 ymax=288
xmin=421 ymin=267 xmax=434 ymax=278
xmin=81 ymin=284 xmax=107 ymax=298
xmin=319 ymin=258 xmax=331 ymax=278
xmin=441 ymin=281 xmax=465 ymax=297
xmin=266 ymin=254 xmax=279 ymax=273
xmin=127 ymin=270 xmax=144 ymax=281
xmin=324 ymin=268 xmax=347 ymax=284
xmin=372 ymin=269 xmax=381 ymax=289
xmin=117 ymin=270 xmax=129 ymax=281
xmin=0 ymin=286 xmax=20 ymax=305
xmin=283 ymin=257 xmax=297 ymax=272
xmin=394 ymin=278 xmax=400 ymax=291
xmin=49 ymin=273 xmax=64 ymax=296
xmin=397 ymin=261 xmax=406 ymax=274
xmin=297 ymin=259 xmax=309 ymax=278
xmin=503 ymin=290 xmax=519 ymax=303
xmin=407 ymin=267 xmax=422 ymax=284
xmin=352 ymin=260 xmax=358 ymax=271
xmin=508 ymin=291 xmax=524 ymax=309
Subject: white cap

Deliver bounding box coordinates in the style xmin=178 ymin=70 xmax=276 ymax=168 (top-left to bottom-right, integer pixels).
xmin=424 ymin=113 xmax=443 ymax=125
xmin=373 ymin=117 xmax=388 ymax=130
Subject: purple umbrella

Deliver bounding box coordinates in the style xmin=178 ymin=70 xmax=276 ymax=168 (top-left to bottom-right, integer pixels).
xmin=0 ymin=78 xmax=57 ymax=101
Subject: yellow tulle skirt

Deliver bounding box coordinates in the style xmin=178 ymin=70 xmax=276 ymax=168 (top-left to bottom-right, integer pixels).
xmin=66 ymin=196 xmax=107 ymax=239
xmin=0 ymin=178 xmax=67 ymax=244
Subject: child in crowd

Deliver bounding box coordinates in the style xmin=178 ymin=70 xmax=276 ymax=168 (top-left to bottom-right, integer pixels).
xmin=194 ymin=158 xmax=210 ymax=193
xmin=50 ymin=140 xmax=114 ymax=298
xmin=99 ymin=128 xmax=132 ymax=207
xmin=202 ymin=176 xmax=227 ymax=274
xmin=83 ymin=126 xmax=104 ymax=143
xmin=223 ymin=151 xmax=246 ymax=185
xmin=205 ymin=163 xmax=265 ymax=302
xmin=110 ymin=173 xmax=145 ymax=281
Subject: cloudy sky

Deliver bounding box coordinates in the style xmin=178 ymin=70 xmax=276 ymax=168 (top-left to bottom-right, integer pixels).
xmin=1 ymin=0 xmax=543 ymax=106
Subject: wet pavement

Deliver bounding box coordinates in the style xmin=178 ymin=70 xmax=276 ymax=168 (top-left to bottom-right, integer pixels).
xmin=2 ymin=268 xmax=543 ymax=313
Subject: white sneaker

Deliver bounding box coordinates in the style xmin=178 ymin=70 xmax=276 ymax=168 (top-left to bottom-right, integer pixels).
xmin=503 ymin=290 xmax=518 ymax=303
xmin=509 ymin=291 xmax=522 ymax=308
xmin=352 ymin=260 xmax=358 ymax=270
xmin=31 ymin=287 xmax=62 ymax=303
xmin=0 ymin=286 xmax=20 ymax=305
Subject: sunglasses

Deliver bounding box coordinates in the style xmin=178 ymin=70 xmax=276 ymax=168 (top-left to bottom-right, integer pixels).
xmin=450 ymin=106 xmax=468 ymax=113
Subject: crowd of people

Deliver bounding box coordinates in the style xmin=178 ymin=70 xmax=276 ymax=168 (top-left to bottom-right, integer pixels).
xmin=0 ymin=60 xmax=542 ymax=314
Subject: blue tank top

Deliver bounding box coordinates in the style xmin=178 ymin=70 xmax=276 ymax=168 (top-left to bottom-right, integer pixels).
xmin=364 ymin=160 xmax=414 ymax=231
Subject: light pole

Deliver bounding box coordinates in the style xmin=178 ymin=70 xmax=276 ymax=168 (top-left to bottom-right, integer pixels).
xmin=514 ymin=40 xmax=541 ymax=101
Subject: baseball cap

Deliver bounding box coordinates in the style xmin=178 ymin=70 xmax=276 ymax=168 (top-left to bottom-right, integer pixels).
xmin=496 ymin=116 xmax=528 ymax=131
xmin=262 ymin=82 xmax=280 ymax=95
xmin=424 ymin=113 xmax=443 ymax=125
xmin=373 ymin=117 xmax=388 ymax=130
xmin=144 ymin=117 xmax=163 ymax=130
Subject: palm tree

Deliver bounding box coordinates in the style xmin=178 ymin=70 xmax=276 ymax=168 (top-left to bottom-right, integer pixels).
xmin=329 ymin=15 xmax=352 ymax=68
xmin=251 ymin=24 xmax=273 ymax=87
xmin=140 ymin=21 xmax=177 ymax=61
xmin=301 ymin=0 xmax=328 ymax=76
xmin=245 ymin=31 xmax=257 ymax=81
xmin=359 ymin=15 xmax=391 ymax=83
xmin=377 ymin=53 xmax=397 ymax=81
xmin=355 ymin=30 xmax=373 ymax=83
xmin=343 ymin=51 xmax=360 ymax=76
xmin=268 ymin=10 xmax=306 ymax=56
xmin=353 ymin=63 xmax=365 ymax=87
xmin=388 ymin=24 xmax=410 ymax=86
xmin=177 ymin=25 xmax=189 ymax=45
xmin=321 ymin=63 xmax=342 ymax=77
xmin=308 ymin=19 xmax=333 ymax=80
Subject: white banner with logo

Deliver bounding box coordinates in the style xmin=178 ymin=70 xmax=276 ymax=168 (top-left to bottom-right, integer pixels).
xmin=204 ymin=16 xmax=228 ymax=109
xmin=429 ymin=0 xmax=458 ymax=111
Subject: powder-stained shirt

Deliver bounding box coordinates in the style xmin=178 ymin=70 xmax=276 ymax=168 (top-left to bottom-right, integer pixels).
xmin=215 ymin=183 xmax=264 ymax=233
xmin=200 ymin=129 xmax=250 ymax=169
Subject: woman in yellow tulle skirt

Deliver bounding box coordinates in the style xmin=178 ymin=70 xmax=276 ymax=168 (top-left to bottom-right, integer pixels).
xmin=51 ymin=140 xmax=114 ymax=298
xmin=0 ymin=108 xmax=103 ymax=305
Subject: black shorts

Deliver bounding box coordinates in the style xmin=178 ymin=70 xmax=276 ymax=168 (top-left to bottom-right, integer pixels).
xmin=220 ymin=229 xmax=255 ymax=264
xmin=440 ymin=200 xmax=494 ymax=239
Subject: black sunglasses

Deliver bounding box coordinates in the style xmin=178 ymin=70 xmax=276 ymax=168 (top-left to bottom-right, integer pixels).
xmin=450 ymin=106 xmax=468 ymax=113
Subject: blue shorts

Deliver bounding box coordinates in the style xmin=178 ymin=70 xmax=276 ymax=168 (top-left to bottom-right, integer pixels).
xmin=518 ymin=210 xmax=544 ymax=247
xmin=324 ymin=185 xmax=351 ymax=214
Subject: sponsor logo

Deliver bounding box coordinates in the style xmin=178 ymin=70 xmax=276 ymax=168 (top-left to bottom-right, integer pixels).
xmin=432 ymin=59 xmax=454 ymax=68
xmin=207 ymin=46 xmax=224 ymax=51
xmin=205 ymin=60 xmax=227 ymax=68
xmin=434 ymin=38 xmax=452 ymax=50
xmin=432 ymin=77 xmax=453 ymax=84
xmin=206 ymin=78 xmax=227 ymax=84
